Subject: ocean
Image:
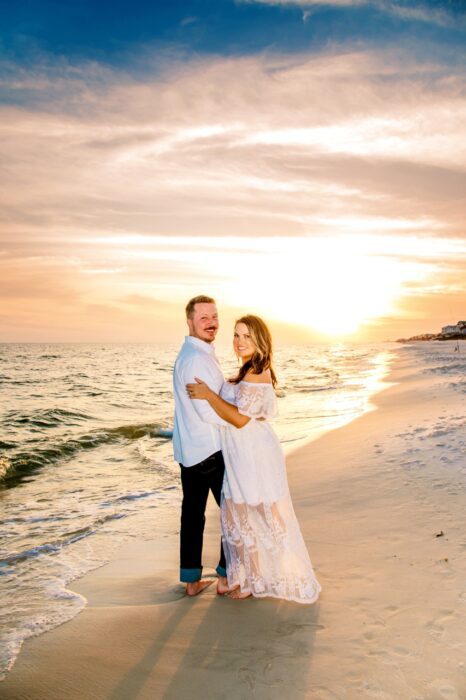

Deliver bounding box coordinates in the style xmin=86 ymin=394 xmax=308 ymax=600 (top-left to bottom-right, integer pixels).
xmin=0 ymin=340 xmax=396 ymax=678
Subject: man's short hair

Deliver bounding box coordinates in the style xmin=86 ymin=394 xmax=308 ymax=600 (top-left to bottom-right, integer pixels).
xmin=185 ymin=295 xmax=216 ymax=319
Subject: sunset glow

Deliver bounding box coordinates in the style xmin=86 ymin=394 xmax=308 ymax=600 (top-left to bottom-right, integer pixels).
xmin=42 ymin=232 xmax=465 ymax=339
xmin=1 ymin=1 xmax=465 ymax=342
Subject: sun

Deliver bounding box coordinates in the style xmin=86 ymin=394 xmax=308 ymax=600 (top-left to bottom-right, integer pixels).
xmin=105 ymin=232 xmax=441 ymax=339
xmin=217 ymin=235 xmax=428 ymax=337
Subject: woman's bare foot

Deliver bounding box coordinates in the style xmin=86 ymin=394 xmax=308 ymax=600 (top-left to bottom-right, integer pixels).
xmin=228 ymin=588 xmax=252 ymax=600
xmin=185 ymin=579 xmax=215 ymax=596
xmin=216 ymin=576 xmax=238 ymax=595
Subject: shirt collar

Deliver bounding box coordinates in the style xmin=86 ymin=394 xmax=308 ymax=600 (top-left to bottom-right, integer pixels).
xmin=184 ymin=336 xmax=216 ymax=354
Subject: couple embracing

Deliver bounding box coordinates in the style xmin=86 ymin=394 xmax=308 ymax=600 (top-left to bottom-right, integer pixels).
xmin=173 ymin=295 xmax=321 ymax=603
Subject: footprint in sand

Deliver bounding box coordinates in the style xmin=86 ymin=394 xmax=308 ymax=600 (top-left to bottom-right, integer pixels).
xmin=367 ymin=649 xmax=385 ymax=658
xmin=238 ymin=667 xmax=256 ymax=690
xmin=391 ymin=645 xmax=410 ymax=656
xmin=262 ymin=661 xmax=285 ymax=688
xmin=359 ymin=679 xmax=392 ymax=699
xmin=273 ymin=621 xmax=325 ymax=637
xmin=385 ymin=605 xmax=399 ymax=614
xmin=426 ymin=620 xmax=445 ymax=640
xmin=429 ymin=680 xmax=462 ymax=700
xmin=426 ymin=610 xmax=455 ymax=640
xmin=372 ymin=619 xmax=386 ymax=629
xmin=431 ymin=429 xmax=449 ymax=438
xmin=363 ymin=630 xmax=377 ymax=641
xmin=401 ymin=460 xmax=423 ymax=470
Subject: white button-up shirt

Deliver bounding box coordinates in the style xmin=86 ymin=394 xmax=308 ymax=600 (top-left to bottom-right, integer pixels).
xmin=172 ymin=336 xmax=227 ymax=467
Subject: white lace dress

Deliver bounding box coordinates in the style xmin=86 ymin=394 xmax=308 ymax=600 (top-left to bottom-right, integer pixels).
xmin=219 ymin=380 xmax=321 ymax=604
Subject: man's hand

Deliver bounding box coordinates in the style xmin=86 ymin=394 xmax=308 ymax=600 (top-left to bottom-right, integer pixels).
xmin=186 ymin=377 xmax=214 ymax=401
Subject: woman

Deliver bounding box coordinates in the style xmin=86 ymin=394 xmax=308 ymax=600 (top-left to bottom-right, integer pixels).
xmin=186 ymin=315 xmax=321 ymax=604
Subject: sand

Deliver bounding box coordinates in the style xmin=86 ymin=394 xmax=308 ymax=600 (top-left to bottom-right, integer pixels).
xmin=2 ymin=350 xmax=466 ymax=700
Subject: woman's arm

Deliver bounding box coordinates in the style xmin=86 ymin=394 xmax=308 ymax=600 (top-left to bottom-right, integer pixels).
xmin=186 ymin=378 xmax=250 ymax=429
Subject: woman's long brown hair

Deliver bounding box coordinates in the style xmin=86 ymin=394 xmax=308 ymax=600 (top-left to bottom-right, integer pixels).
xmin=232 ymin=315 xmax=277 ymax=388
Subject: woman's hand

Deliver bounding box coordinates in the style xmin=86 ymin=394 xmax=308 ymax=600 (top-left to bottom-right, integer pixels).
xmin=186 ymin=377 xmax=214 ymax=401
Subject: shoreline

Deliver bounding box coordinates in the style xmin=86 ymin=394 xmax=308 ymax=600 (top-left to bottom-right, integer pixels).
xmin=2 ymin=349 xmax=466 ymax=699
xmin=0 ymin=342 xmax=393 ymax=684
xmin=397 ymin=336 xmax=466 ymax=343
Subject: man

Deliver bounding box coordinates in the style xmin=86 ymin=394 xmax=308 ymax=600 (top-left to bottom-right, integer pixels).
xmin=173 ymin=295 xmax=231 ymax=596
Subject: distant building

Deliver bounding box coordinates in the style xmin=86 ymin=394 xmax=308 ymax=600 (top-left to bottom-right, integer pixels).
xmin=442 ymin=325 xmax=459 ymax=335
xmin=398 ymin=319 xmax=466 ymax=343
xmin=442 ymin=321 xmax=466 ymax=336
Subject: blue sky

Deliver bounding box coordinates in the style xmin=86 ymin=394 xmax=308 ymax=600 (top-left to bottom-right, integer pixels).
xmin=1 ymin=0 xmax=465 ymax=69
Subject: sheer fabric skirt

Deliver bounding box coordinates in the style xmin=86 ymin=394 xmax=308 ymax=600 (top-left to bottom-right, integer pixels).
xmin=220 ymin=420 xmax=321 ymax=604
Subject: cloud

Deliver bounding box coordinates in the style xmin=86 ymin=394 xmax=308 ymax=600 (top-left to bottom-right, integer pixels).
xmin=1 ymin=48 xmax=464 ymax=241
xmin=1 ymin=46 xmax=465 ymax=339
xmin=239 ymin=0 xmax=364 ymax=5
xmin=237 ymin=0 xmax=465 ymax=28
xmin=180 ymin=16 xmax=198 ymax=27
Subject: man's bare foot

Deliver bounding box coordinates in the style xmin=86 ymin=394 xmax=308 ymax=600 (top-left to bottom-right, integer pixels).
xmin=216 ymin=576 xmax=238 ymax=595
xmin=185 ymin=579 xmax=215 ymax=597
xmin=228 ymin=588 xmax=252 ymax=600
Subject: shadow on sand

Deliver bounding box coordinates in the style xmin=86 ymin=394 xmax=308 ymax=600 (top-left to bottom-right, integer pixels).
xmin=107 ymin=584 xmax=321 ymax=700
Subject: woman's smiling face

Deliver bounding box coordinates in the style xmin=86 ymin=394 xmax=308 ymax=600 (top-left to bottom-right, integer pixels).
xmin=233 ymin=322 xmax=256 ymax=361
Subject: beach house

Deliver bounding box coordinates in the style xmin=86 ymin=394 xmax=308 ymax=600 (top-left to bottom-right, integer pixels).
xmin=441 ymin=321 xmax=466 ymax=336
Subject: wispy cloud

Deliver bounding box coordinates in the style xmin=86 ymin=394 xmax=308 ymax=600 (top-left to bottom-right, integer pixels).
xmin=180 ymin=16 xmax=198 ymax=27
xmin=1 ymin=49 xmax=464 ymax=239
xmin=1 ymin=45 xmax=465 ymax=339
xmin=239 ymin=0 xmax=365 ymax=5
xmin=238 ymin=0 xmax=465 ymax=28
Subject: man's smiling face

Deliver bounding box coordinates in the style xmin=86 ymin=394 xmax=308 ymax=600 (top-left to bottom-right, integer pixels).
xmin=187 ymin=302 xmax=219 ymax=343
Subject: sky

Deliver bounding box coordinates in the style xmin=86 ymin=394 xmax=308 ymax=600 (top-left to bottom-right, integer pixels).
xmin=1 ymin=0 xmax=465 ymax=344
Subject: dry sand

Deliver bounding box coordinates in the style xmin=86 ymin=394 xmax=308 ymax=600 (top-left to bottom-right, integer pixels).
xmin=2 ymin=351 xmax=466 ymax=700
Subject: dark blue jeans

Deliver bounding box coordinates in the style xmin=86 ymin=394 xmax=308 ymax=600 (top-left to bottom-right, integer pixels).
xmin=179 ymin=450 xmax=227 ymax=583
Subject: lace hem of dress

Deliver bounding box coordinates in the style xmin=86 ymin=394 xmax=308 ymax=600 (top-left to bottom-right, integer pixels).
xmin=221 ymin=496 xmax=321 ymax=605
xmin=225 ymin=582 xmax=321 ymax=605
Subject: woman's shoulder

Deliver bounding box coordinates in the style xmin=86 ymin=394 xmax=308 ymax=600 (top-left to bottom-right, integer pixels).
xmin=243 ymin=368 xmax=272 ymax=385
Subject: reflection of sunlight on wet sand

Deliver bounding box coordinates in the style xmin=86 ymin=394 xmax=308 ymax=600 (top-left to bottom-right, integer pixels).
xmin=283 ymin=350 xmax=395 ymax=455
xmin=363 ymin=350 xmax=397 ymax=410
xmin=326 ymin=349 xmax=396 ymax=419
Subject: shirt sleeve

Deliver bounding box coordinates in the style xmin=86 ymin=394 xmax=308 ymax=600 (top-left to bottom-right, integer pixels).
xmin=236 ymin=383 xmax=278 ymax=420
xmin=181 ymin=356 xmax=229 ymax=427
